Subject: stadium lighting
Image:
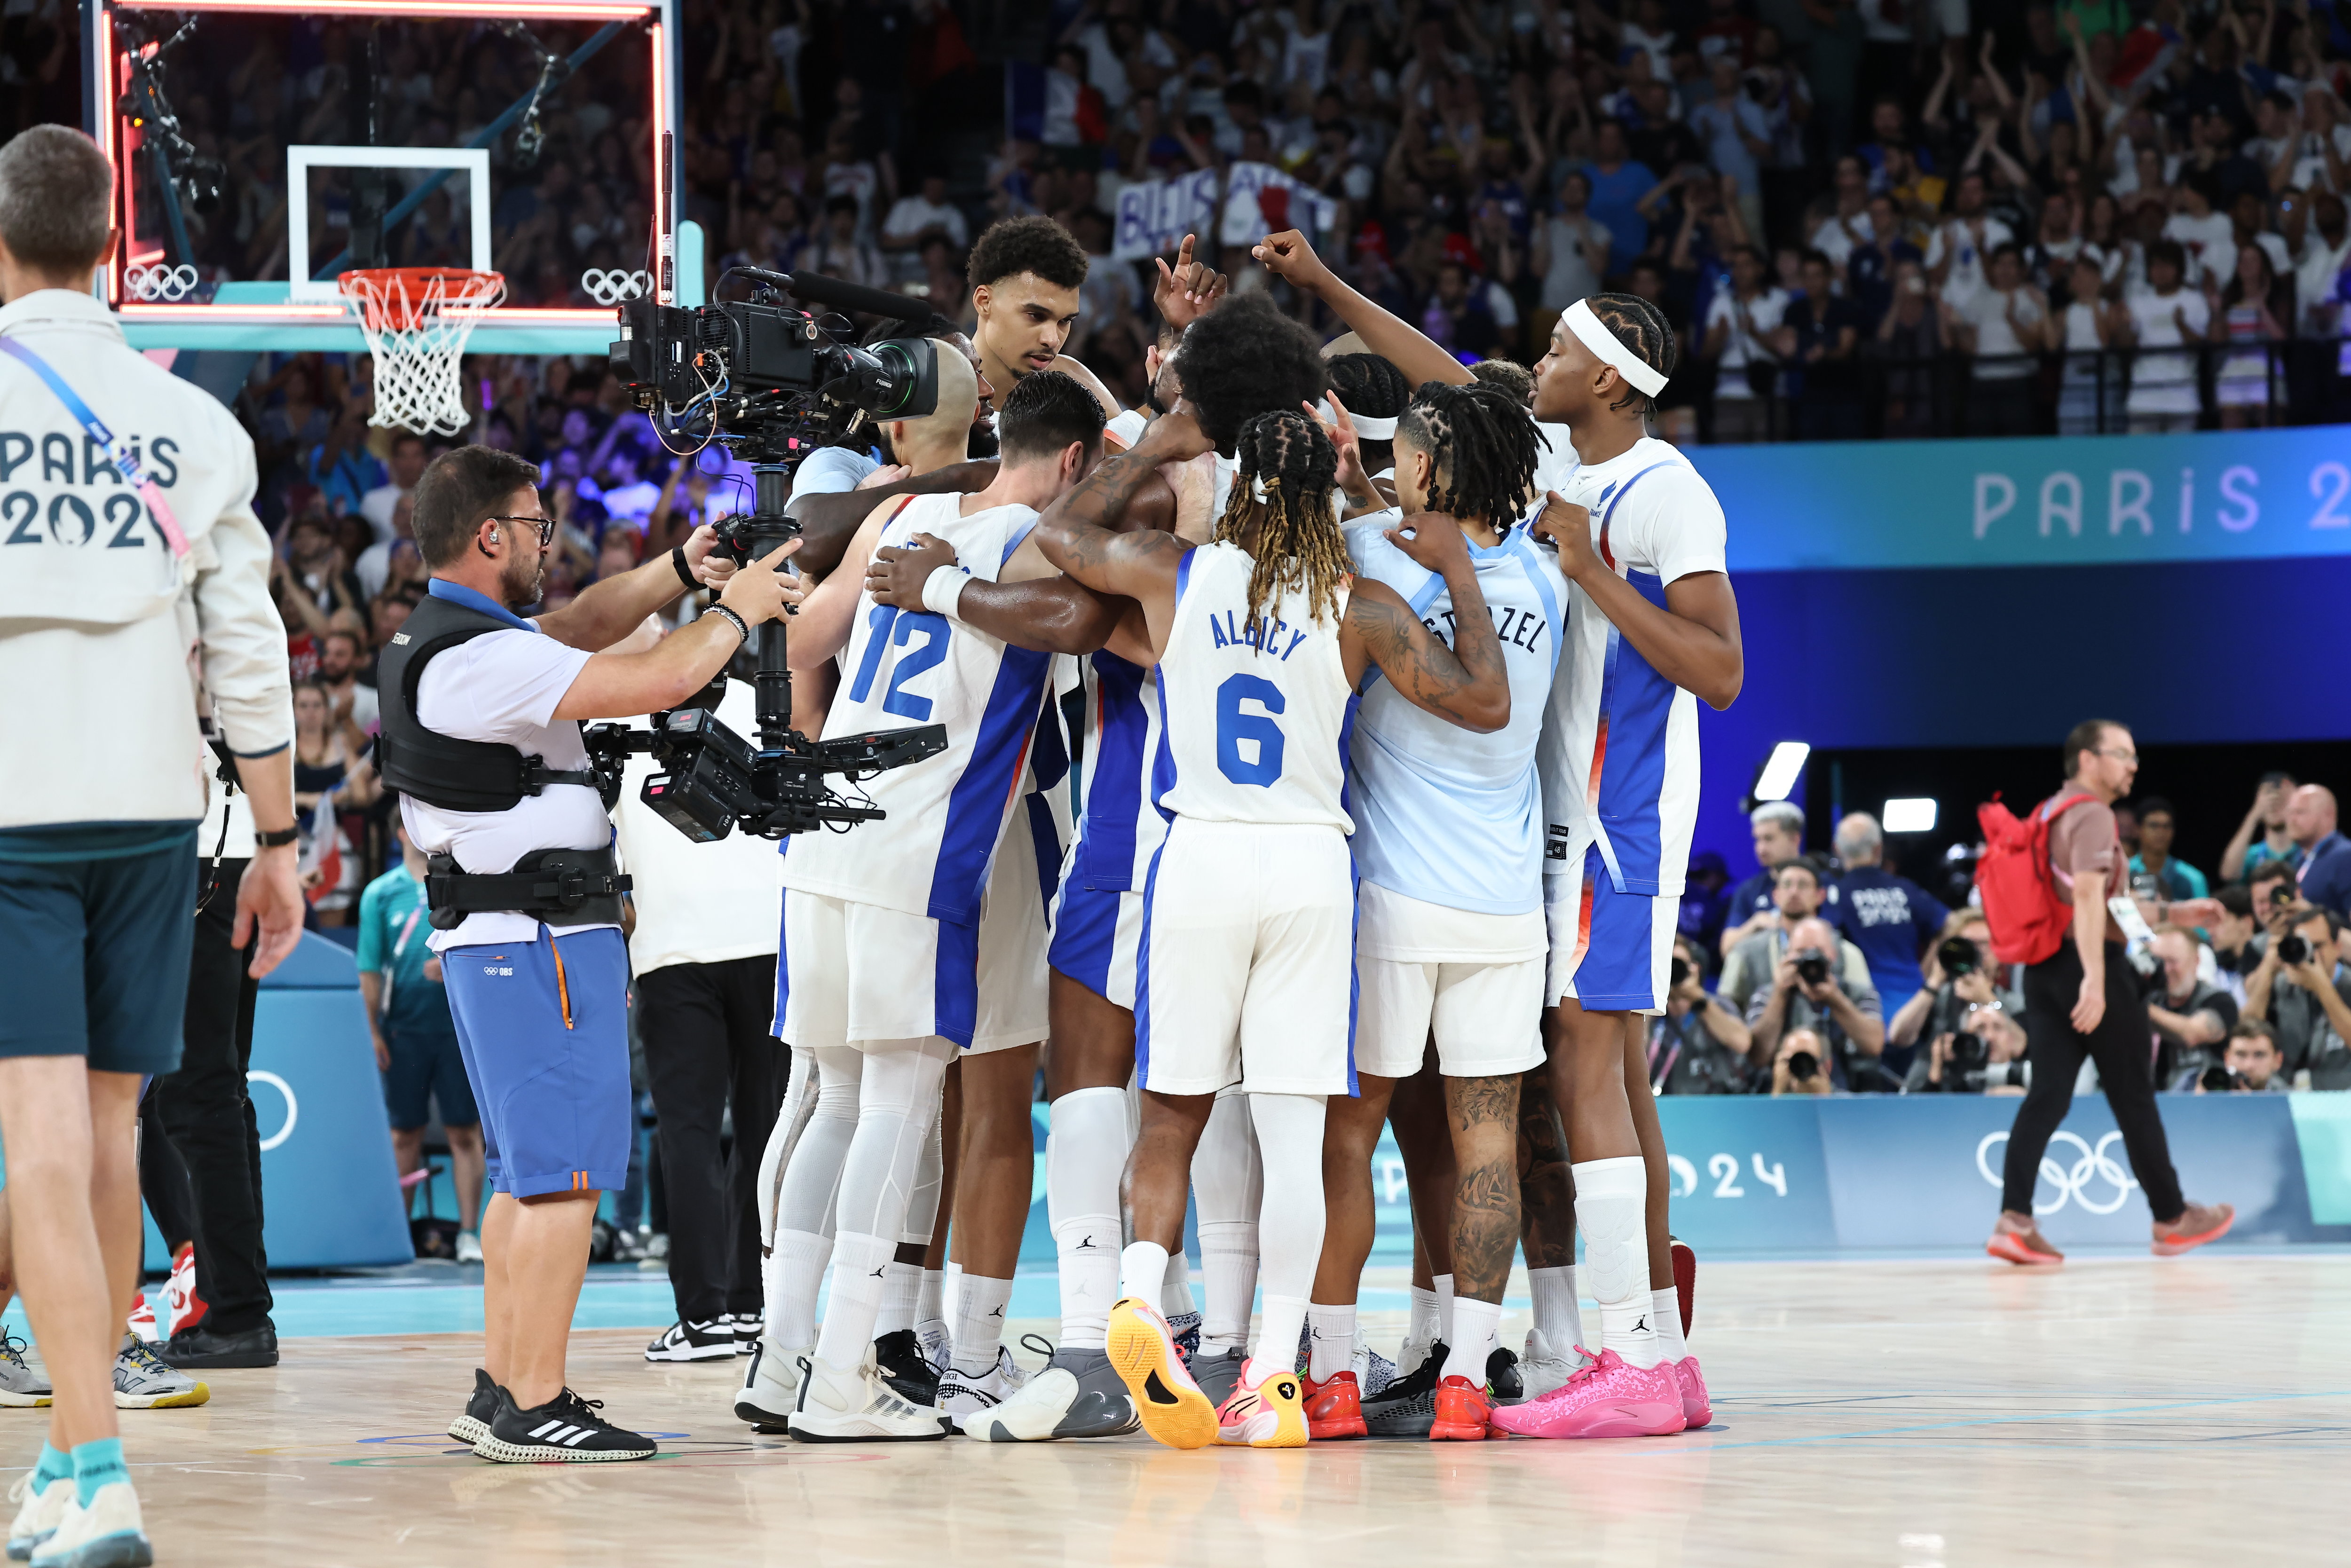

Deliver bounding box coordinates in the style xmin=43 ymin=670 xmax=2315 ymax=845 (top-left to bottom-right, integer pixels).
xmin=1884 ymin=797 xmax=1939 ymax=833
xmin=1752 ymin=742 xmax=1810 ymax=804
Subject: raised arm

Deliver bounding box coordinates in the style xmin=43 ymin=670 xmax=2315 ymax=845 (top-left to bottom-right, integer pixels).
xmin=538 ymin=523 xmax=730 ymax=652
xmin=1250 ymin=228 xmax=1475 ymax=387
xmin=552 ymin=541 xmax=801 ymax=720
xmin=1340 ymin=515 xmax=1511 ymax=733
xmin=1532 ymin=492 xmax=1744 ymax=709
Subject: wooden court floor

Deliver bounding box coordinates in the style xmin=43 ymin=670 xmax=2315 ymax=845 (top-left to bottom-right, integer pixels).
xmin=13 ymin=1253 xmax=2349 ymax=1567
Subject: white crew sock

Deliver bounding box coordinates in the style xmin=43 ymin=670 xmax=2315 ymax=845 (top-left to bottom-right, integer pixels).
xmin=1048 ymin=1087 xmax=1128 ymax=1350
xmin=1162 ymin=1248 xmax=1197 ymax=1318
xmin=813 ymin=1231 xmax=894 ymax=1369
xmin=952 ymin=1273 xmax=1013 ymax=1376
xmin=1306 ymin=1302 xmax=1356 ymax=1382
xmin=874 ymin=1261 xmax=920 ymax=1337
xmin=1442 ymin=1297 xmax=1502 ymax=1384
xmin=772 ymin=1229 xmax=831 ymax=1348
xmin=1652 ymin=1287 xmax=1688 ymax=1363
xmin=1434 ymin=1273 xmax=1456 ymax=1347
xmin=1528 ymin=1264 xmax=1587 ymax=1357
xmin=1120 ymin=1241 xmax=1171 ymax=1306
xmin=916 ymin=1269 xmax=946 ymax=1326
xmin=1402 ymin=1285 xmax=1440 ymax=1370
xmin=1573 ymin=1156 xmax=1661 ymax=1369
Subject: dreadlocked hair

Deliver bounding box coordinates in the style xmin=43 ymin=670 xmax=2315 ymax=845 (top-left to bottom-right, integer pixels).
xmin=1395 ymin=380 xmax=1543 ymax=530
xmin=1585 ymin=292 xmax=1677 ymax=416
xmin=1213 ymin=410 xmax=1350 ymax=634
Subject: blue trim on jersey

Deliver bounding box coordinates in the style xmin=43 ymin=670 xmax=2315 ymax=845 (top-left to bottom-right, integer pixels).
xmin=1148 ymin=644 xmax=1179 ymax=826
xmin=1509 ymin=532 xmax=1564 ymax=652
xmin=932 ymin=916 xmax=981 ymax=1049
xmin=1132 ymin=837 xmax=1169 ymax=1086
xmin=999 ymin=517 xmax=1039 ymax=567
xmin=1026 ymin=790 xmax=1061 ymax=915
xmin=1597 ymin=570 xmax=1676 ymax=895
xmin=1343 ymin=859 xmax=1361 ymax=1098
xmin=1357 ymin=567 xmax=1448 ymax=698
xmin=924 ymin=646 xmax=1054 ymax=924
xmin=1031 ymin=697 xmax=1071 ymax=790
xmin=771 ymin=891 xmax=791 ymax=1036
xmin=1077 ymin=652 xmax=1150 ymax=890
xmin=1598 ymin=460 xmax=1680 ymax=536
xmin=1048 ymin=879 xmax=1119 ymax=998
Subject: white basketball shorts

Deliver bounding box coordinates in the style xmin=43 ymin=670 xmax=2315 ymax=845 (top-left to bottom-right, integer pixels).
xmin=972 ymin=799 xmax=1050 ymax=1054
xmin=1354 ymin=881 xmax=1546 ymax=1079
xmin=1135 ymin=818 xmax=1357 ymax=1096
xmin=774 ymin=890 xmax=980 ymax=1050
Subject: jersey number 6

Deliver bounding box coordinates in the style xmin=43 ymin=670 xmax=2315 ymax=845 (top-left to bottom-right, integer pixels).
xmin=1215 ymin=674 xmax=1286 ymax=787
xmin=847 ymin=605 xmax=950 ymax=722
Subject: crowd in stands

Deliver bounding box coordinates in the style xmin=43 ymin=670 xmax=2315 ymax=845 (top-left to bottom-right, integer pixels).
xmin=1665 ymin=783 xmax=2351 ymax=1096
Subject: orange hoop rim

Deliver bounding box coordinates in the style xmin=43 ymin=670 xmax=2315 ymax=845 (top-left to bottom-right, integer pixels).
xmin=336 ymin=267 xmax=506 ymax=331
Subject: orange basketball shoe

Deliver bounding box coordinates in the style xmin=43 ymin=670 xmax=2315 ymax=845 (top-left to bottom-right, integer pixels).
xmin=1106 ymin=1297 xmax=1218 ymax=1450
xmin=1429 ymin=1374 xmax=1496 ymax=1441
xmin=1302 ymin=1370 xmax=1367 ymax=1440
xmin=1214 ymin=1363 xmax=1308 ymax=1448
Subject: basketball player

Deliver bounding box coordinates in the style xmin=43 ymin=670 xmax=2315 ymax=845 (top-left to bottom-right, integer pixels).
xmin=1031 ymin=395 xmax=1514 ymax=1451
xmin=1492 ymin=295 xmax=1743 ymax=1440
xmin=1303 ymin=380 xmax=1559 ymax=1444
xmin=758 ymin=373 xmax=1106 ymax=1441
xmin=967 ymin=216 xmax=1126 ymax=425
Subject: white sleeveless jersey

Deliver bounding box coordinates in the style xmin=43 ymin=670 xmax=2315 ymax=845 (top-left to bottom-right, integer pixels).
xmin=780 ymin=494 xmax=1053 ymax=925
xmin=1066 ymin=649 xmax=1168 ymax=891
xmin=1345 ymin=519 xmax=1567 ymax=915
xmin=1151 ymin=540 xmax=1354 ymax=831
xmin=1533 ymin=437 xmax=1728 ymax=898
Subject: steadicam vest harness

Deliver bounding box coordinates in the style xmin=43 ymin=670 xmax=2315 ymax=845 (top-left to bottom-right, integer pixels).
xmin=376 ymin=590 xmax=629 ymax=930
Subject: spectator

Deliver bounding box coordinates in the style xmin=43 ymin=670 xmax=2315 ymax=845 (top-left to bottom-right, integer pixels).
xmin=1702 ymin=243 xmax=1788 ymax=442
xmin=2120 ymin=239 xmax=2209 ymax=433
xmin=1944 ymin=243 xmax=2046 ymax=433
xmin=1690 ymin=55 xmax=1771 ymax=242
xmin=1925 ymin=171 xmax=2014 ymax=306
xmin=356 ymin=820 xmax=486 ymax=1261
xmin=2285 ymin=785 xmax=2351 ymax=917
xmin=2206 ymin=885 xmax=2262 ymax=1009
xmin=2221 ymin=772 xmax=2303 ymax=883
xmin=1828 ymin=812 xmax=1950 ymax=1030
xmin=2242 ymin=905 xmax=2351 ymax=1088
xmin=2213 ymin=244 xmax=2293 ymax=426
xmin=315 ymin=627 xmax=379 ymax=735
xmin=1532 ymin=170 xmax=1612 ymax=322
xmin=1648 ymin=934 xmax=1755 ymax=1094
xmin=1722 ymin=861 xmax=1869 ymax=1017
xmin=2249 ymin=858 xmax=2304 ymax=929
xmin=2128 ymin=796 xmax=2209 ymax=904
xmin=1722 ymin=799 xmax=1809 ymax=955
xmin=359 ymin=431 xmax=430 ymax=546
xmin=1887 ymin=906 xmax=2026 ymax=1075
xmin=355 ymin=495 xmax=421 ymax=603
xmin=879 ymin=172 xmax=971 ymax=273
xmin=1873 ymin=255 xmax=1945 ymax=435
xmin=1769 ymin=1026 xmax=1834 ymax=1096
xmin=2055 ymin=253 xmax=2127 ymax=433
xmin=1776 ymin=249 xmax=1865 ymax=438
xmin=1581 ymin=119 xmax=1660 ymax=266
xmin=1678 ymin=848 xmax=1733 ymax=958
xmin=2148 ymin=924 xmax=2240 ymax=1089
xmin=1749 ymin=913 xmax=1888 ymax=1090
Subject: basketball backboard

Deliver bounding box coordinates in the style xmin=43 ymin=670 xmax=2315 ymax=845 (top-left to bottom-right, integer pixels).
xmin=87 ymin=0 xmax=684 ymax=354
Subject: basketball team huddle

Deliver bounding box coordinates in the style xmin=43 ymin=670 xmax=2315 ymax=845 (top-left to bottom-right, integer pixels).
xmin=713 ymin=217 xmax=1736 ymax=1454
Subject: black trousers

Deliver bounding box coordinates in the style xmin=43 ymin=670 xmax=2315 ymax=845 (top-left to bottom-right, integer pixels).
xmin=137 ymin=1085 xmax=198 ymax=1256
xmin=637 ymin=956 xmax=786 ymax=1324
xmin=151 ymin=858 xmax=272 ymax=1333
xmin=2003 ymin=938 xmax=2185 ymax=1221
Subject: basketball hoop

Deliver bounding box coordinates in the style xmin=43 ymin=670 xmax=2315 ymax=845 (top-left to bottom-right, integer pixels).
xmin=337 ymin=268 xmax=506 ymax=437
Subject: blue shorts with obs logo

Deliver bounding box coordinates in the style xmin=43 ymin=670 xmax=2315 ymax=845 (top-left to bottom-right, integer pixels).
xmin=441 ymin=926 xmax=630 ymax=1199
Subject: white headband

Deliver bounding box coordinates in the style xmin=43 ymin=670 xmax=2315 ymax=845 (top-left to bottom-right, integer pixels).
xmin=1315 ymin=397 xmax=1397 ymax=440
xmin=1564 ymin=299 xmax=1667 ymax=397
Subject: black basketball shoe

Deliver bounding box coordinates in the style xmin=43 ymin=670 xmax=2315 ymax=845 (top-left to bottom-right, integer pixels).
xmin=872 ymin=1328 xmax=942 ymax=1406
xmin=473 ymin=1387 xmax=657 ymax=1463
xmin=448 ymin=1368 xmax=498 ymax=1445
xmin=1361 ymin=1340 xmax=1445 ymax=1438
xmin=1487 ymin=1344 xmax=1524 ymax=1404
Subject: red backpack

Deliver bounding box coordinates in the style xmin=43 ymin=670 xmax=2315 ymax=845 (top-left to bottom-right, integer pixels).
xmin=1975 ymin=792 xmax=2098 ymax=966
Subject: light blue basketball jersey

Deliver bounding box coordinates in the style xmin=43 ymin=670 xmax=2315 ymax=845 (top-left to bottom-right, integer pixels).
xmin=1343 ymin=518 xmax=1566 ymax=916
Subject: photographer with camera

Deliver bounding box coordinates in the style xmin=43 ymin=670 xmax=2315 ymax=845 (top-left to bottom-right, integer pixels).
xmin=1889 ymin=910 xmax=2030 ymax=1093
xmin=1718 ymin=800 xmax=1808 ymax=958
xmin=1746 ymin=914 xmax=1888 ymax=1090
xmin=2146 ymin=925 xmax=2240 ymax=1090
xmin=1979 ymin=720 xmax=2235 ymax=1268
xmin=379 ymin=445 xmax=800 ymax=1464
xmin=1647 ymin=935 xmax=1755 ymax=1094
xmin=1720 ymin=859 xmax=1868 ymax=1016
xmin=1769 ymin=1028 xmax=1834 ymax=1097
xmin=2242 ymin=903 xmax=2351 ymax=1090
xmin=2194 ymin=1021 xmax=2290 ymax=1093
xmin=0 ymin=126 xmax=304 ymax=1563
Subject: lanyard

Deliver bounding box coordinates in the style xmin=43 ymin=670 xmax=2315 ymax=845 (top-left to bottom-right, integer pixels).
xmin=0 ymin=335 xmax=189 ymax=558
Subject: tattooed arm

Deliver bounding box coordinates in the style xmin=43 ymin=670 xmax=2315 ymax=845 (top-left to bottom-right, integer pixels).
xmin=1341 ymin=513 xmax=1511 ymax=733
xmin=1032 ymin=402 xmax=1214 ymax=660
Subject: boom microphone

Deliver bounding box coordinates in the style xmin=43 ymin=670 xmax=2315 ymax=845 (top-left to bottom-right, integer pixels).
xmin=769 ymin=269 xmax=937 ymax=325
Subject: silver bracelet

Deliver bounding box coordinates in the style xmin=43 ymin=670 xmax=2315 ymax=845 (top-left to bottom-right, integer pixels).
xmin=703 ymin=603 xmax=750 ymax=644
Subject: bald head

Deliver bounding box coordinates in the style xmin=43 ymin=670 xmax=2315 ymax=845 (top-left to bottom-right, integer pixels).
xmin=1834 ymin=812 xmax=1883 ymax=866
xmin=2287 ymin=784 xmax=2338 ymax=849
xmin=1789 ymin=916 xmax=1840 ymax=956
xmin=885 ymin=340 xmax=980 ymax=473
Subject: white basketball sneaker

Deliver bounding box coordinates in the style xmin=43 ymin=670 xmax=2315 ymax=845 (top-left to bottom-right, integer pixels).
xmin=1516 ymin=1328 xmax=1591 ymax=1402
xmin=27 ymin=1481 xmax=150 ymax=1568
xmin=8 ymin=1471 xmax=71 ymax=1561
xmin=786 ymin=1350 xmax=947 ymax=1442
xmin=935 ymin=1346 xmax=1030 ymax=1433
xmin=963 ymin=1346 xmax=1140 ymax=1442
xmin=733 ymin=1338 xmax=811 ymax=1432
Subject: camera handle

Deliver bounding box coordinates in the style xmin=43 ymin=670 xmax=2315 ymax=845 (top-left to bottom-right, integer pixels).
xmin=749 ymin=463 xmax=795 ymax=751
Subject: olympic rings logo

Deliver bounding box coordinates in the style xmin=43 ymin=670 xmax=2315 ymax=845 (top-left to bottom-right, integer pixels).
xmin=1976 ymin=1130 xmax=2138 ymax=1215
xmin=580 ymin=268 xmax=652 ymax=306
xmin=247 ymin=1070 xmax=300 ymax=1153
xmin=123 ymin=263 xmax=201 ymax=302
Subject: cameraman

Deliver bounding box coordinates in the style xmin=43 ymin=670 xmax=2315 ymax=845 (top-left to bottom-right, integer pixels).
xmin=2146 ymin=924 xmax=2239 ymax=1089
xmin=1720 ymin=859 xmax=1865 ymax=1015
xmin=1984 ymin=720 xmax=2234 ymax=1268
xmin=1647 ymin=935 xmax=1754 ymax=1094
xmin=1770 ymin=1028 xmax=1833 ymax=1097
xmin=1746 ymin=914 xmax=1888 ymax=1090
xmin=382 ymin=446 xmax=799 ymax=1463
xmin=0 ymin=126 xmax=302 ymax=1557
xmin=2243 ymin=903 xmax=2351 ymax=1089
xmin=2194 ymin=1020 xmax=2288 ymax=1093
xmin=1890 ymin=910 xmax=2030 ymax=1092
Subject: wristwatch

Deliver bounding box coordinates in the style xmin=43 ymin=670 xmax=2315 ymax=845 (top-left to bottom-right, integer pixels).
xmin=255 ymin=825 xmax=300 ymax=849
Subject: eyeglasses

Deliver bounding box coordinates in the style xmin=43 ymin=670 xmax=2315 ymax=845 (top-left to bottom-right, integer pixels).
xmin=488 ymin=514 xmax=557 ymax=548
xmin=2097 ymin=747 xmax=2139 ymax=765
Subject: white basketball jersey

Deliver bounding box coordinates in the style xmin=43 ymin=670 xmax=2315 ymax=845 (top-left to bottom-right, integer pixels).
xmin=1066 ymin=649 xmax=1168 ymax=892
xmin=780 ymin=494 xmax=1053 ymax=925
xmin=1151 ymin=540 xmax=1354 ymax=831
xmin=1345 ymin=519 xmax=1566 ymax=916
xmin=1533 ymin=437 xmax=1728 ymax=898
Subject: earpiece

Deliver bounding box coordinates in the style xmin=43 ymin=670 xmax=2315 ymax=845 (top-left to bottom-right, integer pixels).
xmin=488 ymin=527 xmax=500 ymax=543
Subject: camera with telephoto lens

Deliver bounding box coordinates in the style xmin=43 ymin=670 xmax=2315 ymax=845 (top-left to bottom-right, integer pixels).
xmin=2278 ymin=932 xmax=2312 ymax=968
xmin=1671 ymin=956 xmax=1691 ymax=988
xmin=1793 ymin=947 xmax=1832 ymax=988
xmin=1944 ymin=1031 xmax=2029 ymax=1091
xmin=1937 ymin=935 xmax=1980 ymax=979
xmin=1785 ymin=1050 xmax=1821 ymax=1083
xmin=2200 ymin=1064 xmax=2238 ymax=1093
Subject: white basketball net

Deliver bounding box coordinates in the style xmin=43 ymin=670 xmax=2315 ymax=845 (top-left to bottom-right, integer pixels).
xmin=338 ymin=270 xmax=506 ymax=437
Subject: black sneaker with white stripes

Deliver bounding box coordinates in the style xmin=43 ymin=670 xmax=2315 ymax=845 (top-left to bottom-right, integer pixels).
xmin=473 ymin=1387 xmax=657 ymax=1463
xmin=448 ymin=1368 xmax=498 ymax=1445
xmin=871 ymin=1328 xmax=941 ymax=1406
xmin=645 ymin=1319 xmax=737 ymax=1363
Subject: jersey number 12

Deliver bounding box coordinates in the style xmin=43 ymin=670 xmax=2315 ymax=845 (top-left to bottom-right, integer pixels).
xmin=847 ymin=605 xmax=949 ymax=722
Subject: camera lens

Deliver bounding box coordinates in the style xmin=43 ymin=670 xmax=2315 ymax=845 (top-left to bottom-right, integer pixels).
xmin=2279 ymin=933 xmax=2311 ymax=967
xmin=1948 ymin=1032 xmax=1989 ymax=1071
xmin=1937 ymin=935 xmax=1979 ymax=978
xmin=1787 ymin=1050 xmax=1820 ymax=1081
xmin=1670 ymin=956 xmax=1690 ymax=987
xmin=2200 ymin=1064 xmax=2235 ymax=1092
xmin=1794 ymin=949 xmax=1830 ymax=987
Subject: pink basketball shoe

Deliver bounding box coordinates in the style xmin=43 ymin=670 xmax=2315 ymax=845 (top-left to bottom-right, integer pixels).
xmin=1674 ymin=1356 xmax=1712 ymax=1429
xmin=1488 ymin=1348 xmax=1686 ymax=1439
